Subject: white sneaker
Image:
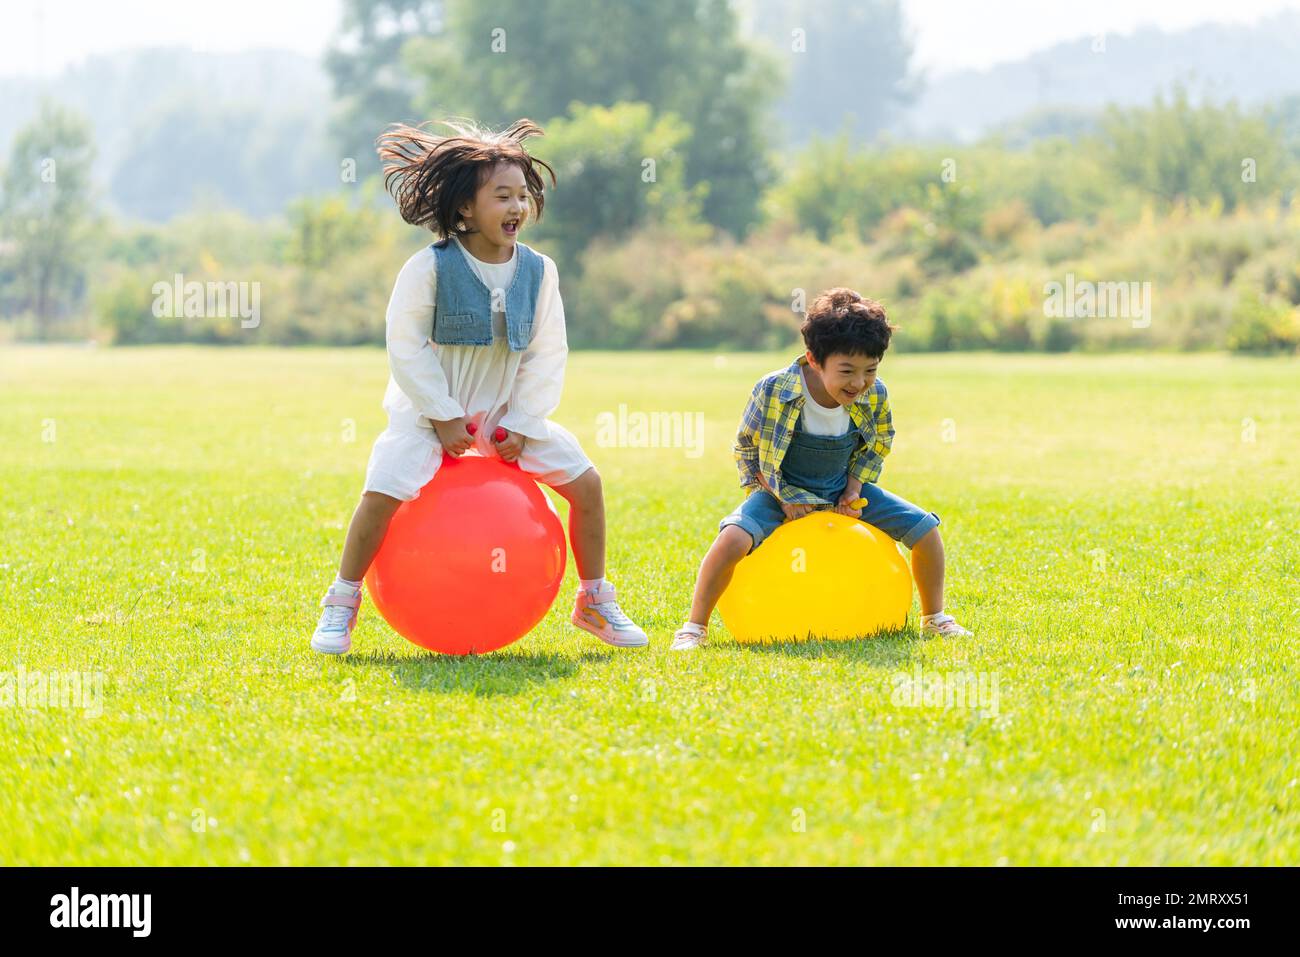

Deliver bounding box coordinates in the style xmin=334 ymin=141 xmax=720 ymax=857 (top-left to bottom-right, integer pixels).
xmin=920 ymin=612 xmax=973 ymax=638
xmin=311 ymin=582 xmax=362 ymax=654
xmin=571 ymin=581 xmax=647 ymax=648
xmin=670 ymin=625 xmax=708 ymax=650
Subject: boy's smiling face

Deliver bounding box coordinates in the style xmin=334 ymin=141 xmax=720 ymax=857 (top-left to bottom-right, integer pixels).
xmin=805 ymin=349 xmax=880 ymax=407
xmin=459 ymin=161 xmax=529 ymax=253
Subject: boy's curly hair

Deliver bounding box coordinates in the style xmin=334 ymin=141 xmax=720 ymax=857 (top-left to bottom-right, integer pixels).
xmin=376 ymin=117 xmax=557 ymax=237
xmin=800 ymin=288 xmax=896 ymax=364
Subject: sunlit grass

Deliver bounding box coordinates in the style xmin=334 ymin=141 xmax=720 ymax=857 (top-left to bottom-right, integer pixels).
xmin=1 ymin=345 xmax=1297 ymax=864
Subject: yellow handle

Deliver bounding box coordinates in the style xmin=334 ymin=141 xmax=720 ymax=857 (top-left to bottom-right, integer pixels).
xmin=848 ymin=497 xmax=867 ymax=509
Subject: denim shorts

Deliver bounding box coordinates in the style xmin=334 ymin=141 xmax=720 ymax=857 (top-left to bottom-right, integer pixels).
xmin=719 ymin=482 xmax=941 ymax=555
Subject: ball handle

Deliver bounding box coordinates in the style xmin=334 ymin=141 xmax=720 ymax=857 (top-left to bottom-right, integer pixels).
xmin=465 ymin=421 xmax=509 ymax=444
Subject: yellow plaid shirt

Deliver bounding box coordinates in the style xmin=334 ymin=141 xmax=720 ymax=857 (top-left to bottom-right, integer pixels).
xmin=734 ymin=355 xmax=895 ymax=506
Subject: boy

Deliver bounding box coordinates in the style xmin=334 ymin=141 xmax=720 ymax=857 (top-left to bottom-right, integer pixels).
xmin=672 ymin=288 xmax=972 ymax=649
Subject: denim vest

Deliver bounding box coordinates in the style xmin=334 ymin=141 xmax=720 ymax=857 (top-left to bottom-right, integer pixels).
xmin=430 ymin=237 xmax=544 ymax=351
xmin=781 ymin=412 xmax=860 ymax=503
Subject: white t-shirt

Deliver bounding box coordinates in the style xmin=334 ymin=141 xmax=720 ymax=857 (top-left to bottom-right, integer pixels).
xmin=799 ymin=365 xmax=851 ymax=436
xmin=380 ymin=238 xmax=566 ymax=443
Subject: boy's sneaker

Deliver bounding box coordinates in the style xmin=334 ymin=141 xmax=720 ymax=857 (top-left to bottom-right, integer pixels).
xmin=571 ymin=582 xmax=647 ymax=647
xmin=920 ymin=612 xmax=972 ymax=638
xmin=311 ymin=581 xmax=362 ymax=654
xmin=670 ymin=624 xmax=708 ymax=650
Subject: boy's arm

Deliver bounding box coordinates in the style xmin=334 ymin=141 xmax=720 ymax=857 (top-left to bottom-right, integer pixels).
xmin=501 ymin=256 xmax=566 ymax=442
xmin=734 ymin=381 xmax=766 ymax=492
xmin=387 ymin=252 xmax=464 ymax=426
xmin=847 ymin=383 xmax=895 ymax=489
xmin=735 ymin=380 xmax=820 ymax=505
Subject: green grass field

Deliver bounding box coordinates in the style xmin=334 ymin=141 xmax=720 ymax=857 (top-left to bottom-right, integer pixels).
xmin=1 ymin=345 xmax=1297 ymax=865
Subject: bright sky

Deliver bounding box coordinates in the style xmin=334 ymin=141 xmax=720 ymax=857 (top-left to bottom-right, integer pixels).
xmin=0 ymin=0 xmax=343 ymax=77
xmin=904 ymin=0 xmax=1300 ymax=74
xmin=2 ymin=0 xmax=1299 ymax=78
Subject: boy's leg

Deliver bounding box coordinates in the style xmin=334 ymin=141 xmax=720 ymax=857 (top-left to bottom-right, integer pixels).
xmin=854 ymin=484 xmax=971 ymax=636
xmin=911 ymin=527 xmax=970 ymax=635
xmin=673 ymin=491 xmax=785 ymax=648
xmin=909 ymin=526 xmax=944 ymax=617
xmin=686 ymin=525 xmax=756 ymax=626
xmin=852 ymin=481 xmax=940 ymax=551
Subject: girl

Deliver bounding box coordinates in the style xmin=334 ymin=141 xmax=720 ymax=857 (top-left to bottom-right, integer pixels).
xmin=311 ymin=118 xmax=646 ymax=653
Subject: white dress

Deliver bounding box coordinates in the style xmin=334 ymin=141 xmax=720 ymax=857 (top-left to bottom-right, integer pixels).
xmin=363 ymin=237 xmax=593 ymax=501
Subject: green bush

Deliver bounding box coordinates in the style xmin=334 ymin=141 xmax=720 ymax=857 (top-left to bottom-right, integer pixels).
xmin=569 ymin=229 xmax=787 ymax=350
xmin=1227 ymin=291 xmax=1300 ymax=354
xmin=528 ymin=102 xmax=700 ymax=273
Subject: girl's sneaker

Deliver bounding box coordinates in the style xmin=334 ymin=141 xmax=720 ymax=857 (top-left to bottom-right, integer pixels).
xmin=571 ymin=582 xmax=647 ymax=647
xmin=920 ymin=612 xmax=973 ymax=638
xmin=670 ymin=624 xmax=708 ymax=650
xmin=311 ymin=582 xmax=362 ymax=654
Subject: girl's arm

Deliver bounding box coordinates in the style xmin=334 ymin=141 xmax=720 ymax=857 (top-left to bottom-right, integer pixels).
xmin=386 ymin=251 xmax=464 ymax=427
xmin=500 ymin=256 xmax=567 ymax=441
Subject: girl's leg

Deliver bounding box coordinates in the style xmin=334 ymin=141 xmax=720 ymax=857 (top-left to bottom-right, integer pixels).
xmin=910 ymin=526 xmax=945 ymax=617
xmin=687 ymin=526 xmax=755 ymax=626
xmin=337 ymin=491 xmax=404 ymax=581
xmin=551 ymin=467 xmax=605 ymax=580
xmin=553 ymin=467 xmax=647 ymax=647
xmin=314 ymin=491 xmax=403 ymax=654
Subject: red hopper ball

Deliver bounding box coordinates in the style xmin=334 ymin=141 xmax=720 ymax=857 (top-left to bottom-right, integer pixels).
xmin=364 ymin=454 xmax=566 ymax=654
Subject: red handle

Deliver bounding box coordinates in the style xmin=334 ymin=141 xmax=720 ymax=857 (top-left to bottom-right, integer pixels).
xmin=465 ymin=421 xmax=507 ymax=442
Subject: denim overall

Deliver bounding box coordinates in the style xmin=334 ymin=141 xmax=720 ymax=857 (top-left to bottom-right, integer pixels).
xmin=720 ymin=411 xmax=940 ymax=554
xmin=782 ymin=417 xmax=858 ymax=505
xmin=430 ymin=237 xmax=545 ymax=351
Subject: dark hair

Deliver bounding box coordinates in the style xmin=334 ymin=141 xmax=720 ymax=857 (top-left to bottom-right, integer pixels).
xmin=376 ymin=117 xmax=557 ymax=237
xmin=800 ymin=288 xmax=896 ymax=363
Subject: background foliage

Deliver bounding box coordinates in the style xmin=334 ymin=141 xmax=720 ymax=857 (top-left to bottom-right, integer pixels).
xmin=1 ymin=0 xmax=1298 ymax=354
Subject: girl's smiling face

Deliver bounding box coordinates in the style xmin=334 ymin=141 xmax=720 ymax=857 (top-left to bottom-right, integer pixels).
xmin=459 ymin=162 xmax=529 ymax=253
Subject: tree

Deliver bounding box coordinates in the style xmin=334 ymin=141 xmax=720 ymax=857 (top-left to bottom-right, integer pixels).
xmin=324 ymin=0 xmax=446 ymax=181
xmin=403 ymin=0 xmax=777 ymax=236
xmin=284 ymin=192 xmax=383 ymax=270
xmin=1101 ymin=87 xmax=1290 ymax=211
xmin=766 ymin=136 xmax=936 ymax=240
xmin=751 ymin=0 xmax=917 ymax=145
xmin=0 ymin=100 xmax=97 ymax=340
xmin=527 ymin=102 xmax=700 ymax=269
xmin=108 ymin=95 xmax=338 ymax=222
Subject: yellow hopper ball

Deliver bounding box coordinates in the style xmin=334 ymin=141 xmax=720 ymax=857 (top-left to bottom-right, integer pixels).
xmin=717 ymin=511 xmax=912 ymax=643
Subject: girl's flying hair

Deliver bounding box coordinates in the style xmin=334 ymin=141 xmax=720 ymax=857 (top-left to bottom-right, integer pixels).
xmin=376 ymin=117 xmax=557 ymax=237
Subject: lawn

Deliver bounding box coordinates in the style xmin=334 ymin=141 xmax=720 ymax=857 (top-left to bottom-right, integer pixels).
xmin=1 ymin=345 xmax=1297 ymax=865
